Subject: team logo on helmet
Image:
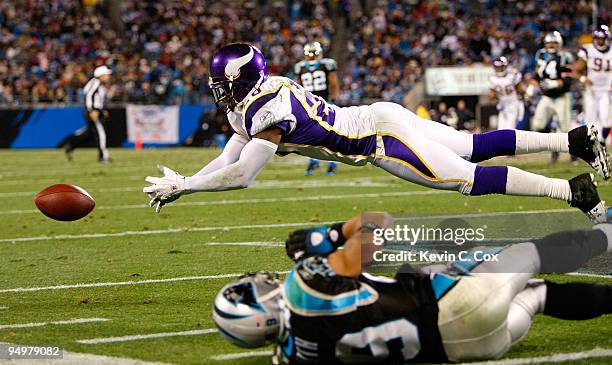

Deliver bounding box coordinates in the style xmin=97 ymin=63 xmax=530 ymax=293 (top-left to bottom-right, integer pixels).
xmin=224 ymin=46 xmax=254 ymax=81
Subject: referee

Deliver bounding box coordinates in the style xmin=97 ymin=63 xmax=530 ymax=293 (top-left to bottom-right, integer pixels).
xmin=64 ymin=65 xmax=112 ymax=162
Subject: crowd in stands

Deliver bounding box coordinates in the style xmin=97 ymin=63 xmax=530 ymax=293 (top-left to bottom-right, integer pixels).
xmin=338 ymin=0 xmax=604 ymax=105
xmin=0 ymin=0 xmax=608 ymax=107
xmin=0 ymin=0 xmax=334 ymax=105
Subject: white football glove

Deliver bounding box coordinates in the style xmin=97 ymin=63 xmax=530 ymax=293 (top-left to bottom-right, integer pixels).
xmin=540 ymin=79 xmax=560 ymax=91
xmin=143 ymin=165 xmax=188 ymax=213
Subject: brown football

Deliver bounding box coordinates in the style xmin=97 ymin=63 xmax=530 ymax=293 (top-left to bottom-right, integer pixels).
xmin=34 ymin=184 xmax=95 ymax=221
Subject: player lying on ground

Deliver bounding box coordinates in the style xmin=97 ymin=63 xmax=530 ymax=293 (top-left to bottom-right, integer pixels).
xmin=143 ymin=43 xmax=610 ymax=222
xmin=213 ymin=212 xmax=612 ymax=364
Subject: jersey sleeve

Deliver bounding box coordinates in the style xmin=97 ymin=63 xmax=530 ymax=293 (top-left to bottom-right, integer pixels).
xmin=533 ymin=49 xmax=543 ymax=80
xmin=513 ymin=72 xmax=522 ymax=85
xmin=577 ymin=47 xmax=588 ymax=61
xmin=294 ymin=61 xmax=303 ymax=76
xmin=323 ymin=58 xmax=337 ymax=72
xmin=244 ymin=85 xmax=297 ymax=138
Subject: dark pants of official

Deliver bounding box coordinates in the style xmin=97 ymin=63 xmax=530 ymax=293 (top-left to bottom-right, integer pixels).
xmin=65 ymin=115 xmax=109 ymax=161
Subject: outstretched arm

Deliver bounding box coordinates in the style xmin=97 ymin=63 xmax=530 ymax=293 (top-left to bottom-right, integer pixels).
xmin=194 ymin=133 xmax=249 ymax=176
xmin=144 ymin=129 xmax=282 ymax=212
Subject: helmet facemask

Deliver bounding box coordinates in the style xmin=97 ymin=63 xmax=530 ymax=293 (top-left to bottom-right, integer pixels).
xmin=593 ymin=25 xmax=610 ymax=52
xmin=545 ymin=42 xmax=560 ymax=54
xmin=304 ymin=42 xmax=323 ymax=61
xmin=209 ymin=71 xmax=265 ymax=113
xmin=493 ymin=57 xmax=508 ymax=77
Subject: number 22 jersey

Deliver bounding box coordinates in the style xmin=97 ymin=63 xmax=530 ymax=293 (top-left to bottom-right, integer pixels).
xmin=294 ymin=58 xmax=337 ymax=101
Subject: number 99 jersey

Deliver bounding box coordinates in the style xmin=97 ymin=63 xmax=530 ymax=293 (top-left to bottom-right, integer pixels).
xmin=294 ymin=58 xmax=337 ymax=101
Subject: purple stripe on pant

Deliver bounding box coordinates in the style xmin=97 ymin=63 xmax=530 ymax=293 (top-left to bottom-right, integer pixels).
xmin=471 ymin=130 xmax=517 ymax=163
xmin=470 ymin=166 xmax=508 ymax=195
xmin=381 ymin=135 xmax=436 ymax=179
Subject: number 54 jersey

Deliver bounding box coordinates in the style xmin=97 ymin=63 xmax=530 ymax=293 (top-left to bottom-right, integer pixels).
xmin=294 ymin=58 xmax=337 ymax=100
xmin=275 ymin=256 xmax=448 ymax=364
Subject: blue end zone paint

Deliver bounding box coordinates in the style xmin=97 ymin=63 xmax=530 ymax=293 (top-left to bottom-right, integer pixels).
xmin=11 ymin=107 xmax=87 ymax=148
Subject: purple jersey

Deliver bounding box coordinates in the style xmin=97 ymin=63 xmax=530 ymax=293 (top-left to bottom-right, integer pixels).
xmin=227 ymin=76 xmax=377 ymax=165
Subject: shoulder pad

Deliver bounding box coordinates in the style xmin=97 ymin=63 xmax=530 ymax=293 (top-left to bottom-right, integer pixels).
xmin=321 ymin=58 xmax=337 ymax=71
xmin=243 ymin=79 xmax=296 ymax=137
xmin=294 ymin=61 xmax=305 ymax=75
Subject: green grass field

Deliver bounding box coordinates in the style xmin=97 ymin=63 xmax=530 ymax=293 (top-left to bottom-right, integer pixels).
xmin=0 ymin=148 xmax=610 ymax=365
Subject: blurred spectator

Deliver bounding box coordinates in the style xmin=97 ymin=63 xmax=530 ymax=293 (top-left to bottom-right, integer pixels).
xmin=455 ymin=99 xmax=475 ymax=131
xmin=342 ymin=0 xmax=604 ymax=104
xmin=0 ymin=0 xmax=334 ymax=105
xmin=0 ymin=0 xmax=608 ymax=107
xmin=432 ymin=101 xmax=458 ymax=128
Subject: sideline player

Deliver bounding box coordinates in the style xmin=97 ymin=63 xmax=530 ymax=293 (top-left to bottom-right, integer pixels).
xmin=64 ymin=65 xmax=112 ymax=162
xmin=213 ymin=212 xmax=612 ymax=363
xmin=144 ymin=43 xmax=610 ymax=222
xmin=573 ymin=25 xmax=612 ymax=144
xmin=490 ymin=56 xmax=525 ymax=130
xmin=294 ymin=42 xmax=340 ymax=176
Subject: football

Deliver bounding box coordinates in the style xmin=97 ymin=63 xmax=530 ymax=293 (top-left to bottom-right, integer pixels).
xmin=34 ymin=184 xmax=95 ymax=221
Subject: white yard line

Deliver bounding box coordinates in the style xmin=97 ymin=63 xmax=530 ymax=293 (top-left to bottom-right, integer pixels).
xmin=0 ymin=265 xmax=607 ymax=295
xmin=456 ymin=348 xmax=612 ymax=365
xmin=568 ymin=272 xmax=611 ymax=279
xmin=76 ymin=329 xmax=217 ymax=345
xmin=206 ymin=241 xmax=283 ymax=247
xmin=0 ymin=271 xmax=290 ymax=294
xmin=0 ymin=274 xmax=243 ymax=294
xmin=396 ymin=208 xmax=575 ymax=220
xmin=0 ymin=179 xmax=396 ymax=198
xmin=0 ymin=160 xmax=312 ymax=179
xmin=0 ymin=205 xmax=582 ymax=243
xmin=0 ymin=318 xmax=109 ymax=330
xmin=0 ymin=343 xmax=171 ymax=365
xmin=208 ymin=349 xmax=612 ymax=363
xmin=0 ymin=189 xmax=441 ymax=215
xmin=0 ymin=306 xmax=7 ymax=310
xmin=209 ymin=350 xmax=271 ymax=361
xmin=0 ymin=221 xmax=337 ymax=244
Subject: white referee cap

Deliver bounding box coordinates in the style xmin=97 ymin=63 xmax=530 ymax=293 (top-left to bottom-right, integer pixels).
xmin=94 ymin=65 xmax=112 ymax=78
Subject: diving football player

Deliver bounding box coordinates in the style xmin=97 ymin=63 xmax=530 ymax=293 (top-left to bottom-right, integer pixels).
xmin=144 ymin=43 xmax=610 ymax=222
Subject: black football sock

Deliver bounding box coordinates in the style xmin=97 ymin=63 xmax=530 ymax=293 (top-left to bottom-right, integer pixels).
xmin=533 ymin=229 xmax=608 ymax=273
xmin=543 ymin=281 xmax=612 ymax=320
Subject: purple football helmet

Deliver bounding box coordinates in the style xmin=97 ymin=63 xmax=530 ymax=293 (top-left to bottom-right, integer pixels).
xmin=209 ymin=43 xmax=269 ymax=113
xmin=593 ymin=25 xmax=610 ymax=52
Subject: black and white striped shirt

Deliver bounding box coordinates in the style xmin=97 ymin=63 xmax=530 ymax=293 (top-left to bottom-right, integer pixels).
xmin=83 ymin=78 xmax=106 ymax=112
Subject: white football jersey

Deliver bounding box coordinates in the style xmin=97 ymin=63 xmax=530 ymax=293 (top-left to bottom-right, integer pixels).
xmin=578 ymin=44 xmax=612 ymax=92
xmin=226 ymin=76 xmax=376 ymax=166
xmin=490 ymin=70 xmax=522 ymax=105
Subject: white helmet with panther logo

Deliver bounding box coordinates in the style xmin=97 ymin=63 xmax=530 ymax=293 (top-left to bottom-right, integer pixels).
xmin=213 ymin=272 xmax=283 ymax=348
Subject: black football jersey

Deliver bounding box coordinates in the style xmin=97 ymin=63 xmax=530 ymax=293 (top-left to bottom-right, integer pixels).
xmin=534 ymin=49 xmax=574 ymax=98
xmin=275 ymin=256 xmax=447 ymax=364
xmin=294 ymin=58 xmax=337 ymax=101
